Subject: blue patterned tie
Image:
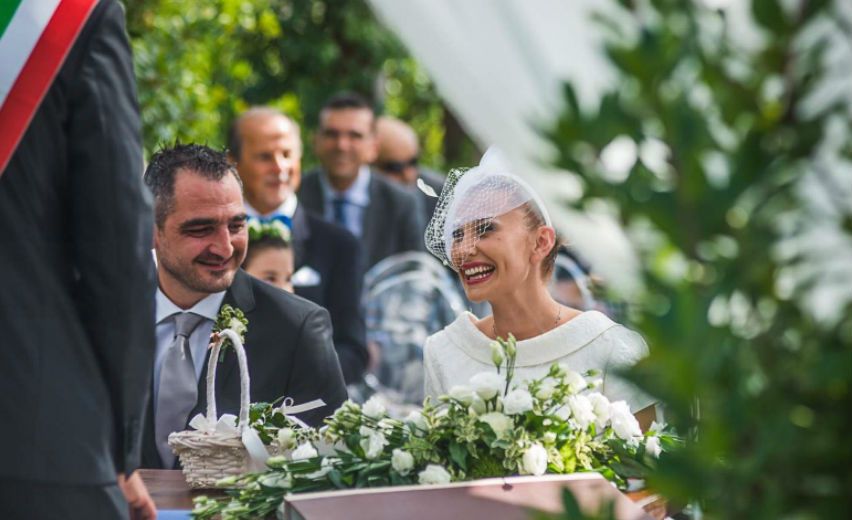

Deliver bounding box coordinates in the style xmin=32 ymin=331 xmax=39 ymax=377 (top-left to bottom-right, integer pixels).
xmin=257 ymin=213 xmax=292 ymax=229
xmin=332 ymin=196 xmax=348 ymax=228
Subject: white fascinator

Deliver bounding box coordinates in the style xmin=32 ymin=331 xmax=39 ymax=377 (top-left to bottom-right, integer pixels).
xmin=424 ymin=147 xmax=552 ymax=270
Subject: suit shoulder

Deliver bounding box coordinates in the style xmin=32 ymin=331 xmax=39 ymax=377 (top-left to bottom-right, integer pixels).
xmin=248 ymin=274 xmax=327 ymax=320
xmin=307 ymin=213 xmax=359 ymax=246
xmin=371 ymin=172 xmax=419 ymax=205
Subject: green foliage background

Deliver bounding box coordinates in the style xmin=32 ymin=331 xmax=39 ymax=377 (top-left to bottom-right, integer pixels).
xmin=126 ymin=0 xmax=477 ymax=170
xmin=548 ymin=0 xmax=852 ymax=517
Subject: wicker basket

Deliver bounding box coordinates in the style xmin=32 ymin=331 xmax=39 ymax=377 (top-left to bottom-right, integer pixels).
xmin=168 ymin=329 xmax=264 ymax=489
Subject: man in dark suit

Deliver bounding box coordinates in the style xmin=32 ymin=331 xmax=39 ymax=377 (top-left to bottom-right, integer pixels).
xmin=299 ymin=92 xmax=424 ymax=271
xmin=375 ymin=116 xmax=445 ymax=228
xmin=141 ymin=144 xmax=346 ymax=469
xmin=228 ymin=107 xmax=368 ymax=384
xmin=0 ymin=1 xmax=157 ymax=518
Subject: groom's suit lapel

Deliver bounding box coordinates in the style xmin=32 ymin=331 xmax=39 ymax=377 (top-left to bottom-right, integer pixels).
xmin=194 ymin=270 xmax=256 ymax=414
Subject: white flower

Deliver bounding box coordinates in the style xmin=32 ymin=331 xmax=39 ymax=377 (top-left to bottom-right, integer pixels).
xmin=418 ymin=464 xmax=451 ymax=485
xmin=258 ymin=472 xmax=291 ymax=489
xmin=543 ymin=431 xmax=557 ymax=444
xmin=362 ymin=396 xmax=386 ymax=419
xmin=645 ymin=436 xmax=662 ymax=458
xmin=478 ymin=412 xmax=513 ymax=438
xmin=228 ymin=317 xmax=246 ymax=336
xmin=291 ymin=442 xmax=318 ymax=461
xmin=503 ymin=388 xmax=534 ymax=416
xmin=535 ymin=379 xmax=557 ymax=400
xmin=610 ymin=401 xmax=642 ymax=441
xmin=649 ymin=420 xmax=667 ymax=435
xmin=470 ymin=372 xmax=504 ymax=400
xmin=405 ymin=410 xmax=428 ymax=434
xmin=490 ymin=341 xmax=504 ymax=366
xmin=587 ymin=392 xmax=612 ymax=429
xmin=449 ymin=385 xmax=475 ymax=405
xmin=469 ymin=395 xmax=487 ymax=416
xmin=554 ymin=404 xmax=571 ymax=421
xmin=563 ymin=369 xmax=588 ymax=393
xmin=521 ymin=443 xmax=548 ymax=476
xmin=567 ymin=395 xmax=596 ymax=430
xmin=360 ymin=430 xmax=388 ymax=459
xmin=277 ymin=427 xmax=296 ymax=450
xmin=391 ymin=449 xmax=415 ymax=475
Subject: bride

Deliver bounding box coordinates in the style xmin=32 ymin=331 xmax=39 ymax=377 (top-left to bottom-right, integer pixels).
xmin=422 ymin=149 xmax=656 ymax=429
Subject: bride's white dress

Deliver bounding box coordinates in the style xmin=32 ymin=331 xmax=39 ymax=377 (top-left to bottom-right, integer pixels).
xmin=423 ymin=310 xmax=655 ymax=413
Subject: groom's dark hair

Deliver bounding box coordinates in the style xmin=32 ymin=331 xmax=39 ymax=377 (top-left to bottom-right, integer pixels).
xmin=144 ymin=143 xmax=241 ymax=228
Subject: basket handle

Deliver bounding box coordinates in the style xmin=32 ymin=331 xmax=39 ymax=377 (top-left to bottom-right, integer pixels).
xmin=205 ymin=329 xmax=250 ymax=433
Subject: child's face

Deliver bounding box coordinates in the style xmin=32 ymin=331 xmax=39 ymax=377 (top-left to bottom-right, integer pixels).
xmin=245 ymin=247 xmax=294 ymax=293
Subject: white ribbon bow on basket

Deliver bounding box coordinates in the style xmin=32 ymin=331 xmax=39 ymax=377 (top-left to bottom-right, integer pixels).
xmin=277 ymin=397 xmax=326 ymax=429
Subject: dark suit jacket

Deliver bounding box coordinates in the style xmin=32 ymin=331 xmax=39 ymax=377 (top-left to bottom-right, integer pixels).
xmin=299 ymin=168 xmax=425 ymax=270
xmin=0 ymin=0 xmax=156 ymax=484
xmin=291 ymin=205 xmax=368 ymax=384
xmin=141 ymin=270 xmax=348 ymax=469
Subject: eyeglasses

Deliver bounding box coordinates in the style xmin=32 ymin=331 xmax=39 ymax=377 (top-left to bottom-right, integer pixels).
xmin=376 ymin=156 xmax=419 ymax=174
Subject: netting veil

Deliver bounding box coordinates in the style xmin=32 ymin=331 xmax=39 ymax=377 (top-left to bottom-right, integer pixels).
xmin=424 ymin=147 xmax=552 ymax=270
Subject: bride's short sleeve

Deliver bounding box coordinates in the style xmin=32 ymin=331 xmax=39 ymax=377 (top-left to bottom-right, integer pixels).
xmin=601 ymin=326 xmax=656 ymax=413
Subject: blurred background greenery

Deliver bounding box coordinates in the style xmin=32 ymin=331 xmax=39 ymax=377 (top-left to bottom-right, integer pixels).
xmin=548 ymin=0 xmax=851 ymax=517
xmin=126 ymin=0 xmax=480 ymax=170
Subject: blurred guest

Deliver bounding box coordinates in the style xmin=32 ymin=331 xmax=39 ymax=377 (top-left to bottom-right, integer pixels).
xmin=142 ymin=144 xmax=346 ymax=469
xmin=244 ymin=220 xmax=295 ymax=293
xmin=0 ymin=1 xmax=157 ymax=517
xmin=375 ymin=116 xmax=445 ymax=227
xmin=229 ymin=107 xmax=368 ymax=384
xmin=299 ymin=92 xmax=424 ymax=270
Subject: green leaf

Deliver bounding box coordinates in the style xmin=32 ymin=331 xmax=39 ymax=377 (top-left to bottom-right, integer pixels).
xmin=448 ymin=441 xmax=468 ymax=471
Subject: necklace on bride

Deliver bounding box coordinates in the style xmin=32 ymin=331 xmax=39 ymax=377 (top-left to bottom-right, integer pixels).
xmin=492 ymin=304 xmax=563 ymax=339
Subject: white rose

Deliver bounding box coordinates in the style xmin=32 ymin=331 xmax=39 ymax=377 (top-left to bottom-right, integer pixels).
xmin=418 ymin=464 xmax=452 ymax=485
xmin=503 ymin=388 xmax=534 ymax=416
xmin=360 ymin=430 xmax=388 ymax=459
xmin=567 ymin=395 xmax=596 ymax=430
xmin=610 ymin=401 xmax=642 ymax=441
xmin=521 ymin=443 xmax=548 ymax=476
xmin=563 ymin=370 xmax=588 ymax=393
xmin=362 ymin=395 xmax=386 ymax=419
xmin=470 ymin=372 xmax=504 ymax=400
xmin=535 ymin=379 xmax=557 ymax=400
xmin=543 ymin=431 xmax=557 ymax=444
xmin=277 ymin=427 xmax=296 ymax=450
xmin=478 ymin=412 xmax=514 ymax=438
xmin=405 ymin=410 xmax=428 ymax=434
xmin=490 ymin=341 xmax=504 ymax=366
xmin=291 ymin=442 xmax=318 ymax=461
xmin=449 ymin=385 xmax=475 ymax=405
xmin=587 ymin=392 xmax=612 ymax=429
xmin=645 ymin=435 xmax=662 ymax=458
xmin=391 ymin=449 xmax=415 ymax=475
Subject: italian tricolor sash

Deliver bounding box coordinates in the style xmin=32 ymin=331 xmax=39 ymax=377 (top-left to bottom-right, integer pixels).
xmin=0 ymin=0 xmax=98 ymax=175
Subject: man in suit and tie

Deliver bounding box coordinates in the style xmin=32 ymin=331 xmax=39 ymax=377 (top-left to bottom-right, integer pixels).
xmin=299 ymin=92 xmax=424 ymax=271
xmin=375 ymin=116 xmax=445 ymax=229
xmin=228 ymin=107 xmax=368 ymax=384
xmin=0 ymin=1 xmax=157 ymax=517
xmin=141 ymin=143 xmax=346 ymax=469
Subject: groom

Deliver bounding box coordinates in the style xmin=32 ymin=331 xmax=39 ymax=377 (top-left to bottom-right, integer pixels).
xmin=141 ymin=144 xmax=347 ymax=469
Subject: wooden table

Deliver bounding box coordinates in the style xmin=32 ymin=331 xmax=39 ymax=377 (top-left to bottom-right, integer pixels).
xmin=140 ymin=470 xmax=668 ymax=519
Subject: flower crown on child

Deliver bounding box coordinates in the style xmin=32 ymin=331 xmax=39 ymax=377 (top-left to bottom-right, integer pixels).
xmin=247 ymin=217 xmax=292 ymax=245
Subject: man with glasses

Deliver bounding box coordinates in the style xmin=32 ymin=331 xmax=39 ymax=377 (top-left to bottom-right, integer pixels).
xmin=375 ymin=116 xmax=445 ymax=230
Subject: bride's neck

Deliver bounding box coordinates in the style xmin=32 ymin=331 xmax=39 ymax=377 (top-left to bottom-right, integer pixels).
xmin=488 ymin=284 xmax=560 ymax=341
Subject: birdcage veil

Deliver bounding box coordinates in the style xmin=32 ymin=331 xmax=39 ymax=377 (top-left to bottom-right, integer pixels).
xmin=424 ymin=147 xmax=552 ymax=270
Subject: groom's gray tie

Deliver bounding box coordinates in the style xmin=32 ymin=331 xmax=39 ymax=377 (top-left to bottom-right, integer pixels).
xmin=156 ymin=311 xmax=205 ymax=467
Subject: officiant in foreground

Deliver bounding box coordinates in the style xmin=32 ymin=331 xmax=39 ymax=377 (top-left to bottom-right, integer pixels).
xmin=141 ymin=143 xmax=346 ymax=470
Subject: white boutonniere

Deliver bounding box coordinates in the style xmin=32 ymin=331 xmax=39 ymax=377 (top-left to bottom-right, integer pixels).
xmin=211 ymin=304 xmax=248 ymax=361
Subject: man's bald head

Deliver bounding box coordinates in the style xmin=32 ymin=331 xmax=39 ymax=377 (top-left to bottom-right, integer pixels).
xmin=375 ymin=116 xmax=420 ymax=185
xmin=228 ymin=107 xmax=302 ymax=214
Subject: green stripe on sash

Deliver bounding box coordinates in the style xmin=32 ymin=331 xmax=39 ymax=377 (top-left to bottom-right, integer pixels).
xmin=0 ymin=0 xmax=25 ymax=37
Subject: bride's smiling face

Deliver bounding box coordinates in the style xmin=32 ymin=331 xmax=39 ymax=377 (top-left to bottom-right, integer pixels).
xmin=451 ymin=207 xmax=546 ymax=302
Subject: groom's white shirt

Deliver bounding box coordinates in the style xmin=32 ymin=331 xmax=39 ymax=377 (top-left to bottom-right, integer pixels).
xmin=153 ymin=288 xmax=226 ymax=412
